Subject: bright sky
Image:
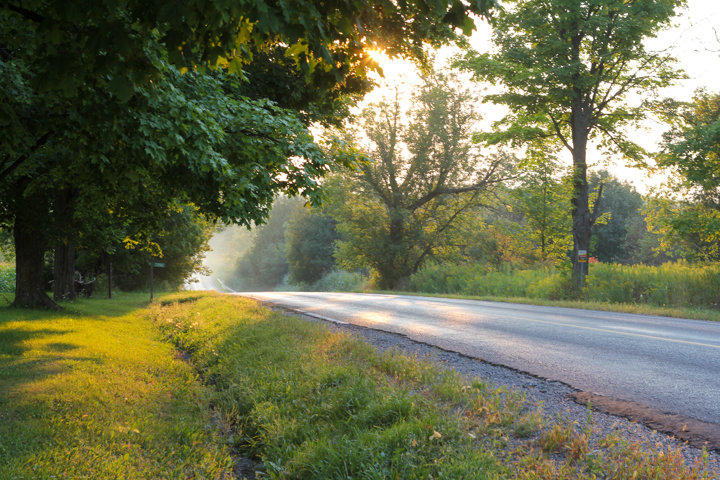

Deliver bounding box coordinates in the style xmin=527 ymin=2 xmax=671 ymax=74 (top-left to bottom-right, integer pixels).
xmin=363 ymin=0 xmax=720 ymax=194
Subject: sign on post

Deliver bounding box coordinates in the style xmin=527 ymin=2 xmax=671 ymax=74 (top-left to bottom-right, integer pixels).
xmin=150 ymin=261 xmax=166 ymax=301
xmin=577 ymin=250 xmax=588 ymax=263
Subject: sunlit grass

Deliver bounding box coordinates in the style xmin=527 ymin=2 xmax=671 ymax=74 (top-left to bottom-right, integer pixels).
xmin=0 ymin=292 xmax=233 ymax=479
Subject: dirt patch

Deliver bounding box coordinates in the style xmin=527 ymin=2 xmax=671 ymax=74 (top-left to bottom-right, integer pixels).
xmin=571 ymin=391 xmax=720 ymax=452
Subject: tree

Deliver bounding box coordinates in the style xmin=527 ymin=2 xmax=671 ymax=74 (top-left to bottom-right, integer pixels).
xmin=329 ymin=74 xmax=513 ymax=289
xmin=0 ymin=64 xmax=331 ymax=307
xmin=75 ymin=204 xmax=213 ymax=292
xmin=588 ymin=172 xmax=645 ymax=264
xmin=1 ymin=0 xmax=496 ymax=308
xmin=460 ymin=0 xmax=684 ymax=289
xmin=643 ymin=196 xmax=720 ymax=261
xmin=649 ymin=91 xmax=720 ymax=261
xmin=510 ymin=147 xmax=572 ymax=265
xmin=285 ymin=209 xmax=339 ymax=285
xmin=659 ymin=90 xmax=720 ymax=203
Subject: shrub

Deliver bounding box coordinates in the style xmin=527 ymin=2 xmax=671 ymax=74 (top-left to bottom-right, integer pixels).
xmin=409 ymin=263 xmax=567 ymax=299
xmin=0 ymin=263 xmax=15 ymax=293
xmin=313 ymin=270 xmax=366 ymax=292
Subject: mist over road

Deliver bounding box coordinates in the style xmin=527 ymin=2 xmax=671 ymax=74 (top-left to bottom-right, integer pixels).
xmin=241 ymin=291 xmax=720 ymax=428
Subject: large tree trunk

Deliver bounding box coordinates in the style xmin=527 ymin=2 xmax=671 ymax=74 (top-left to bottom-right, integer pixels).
xmin=52 ymin=189 xmax=78 ymax=301
xmin=378 ymin=211 xmax=408 ymax=290
xmin=53 ymin=241 xmax=77 ymax=301
xmin=570 ymin=106 xmax=591 ymax=291
xmin=104 ymin=253 xmax=113 ymax=299
xmin=13 ymin=206 xmax=58 ymax=309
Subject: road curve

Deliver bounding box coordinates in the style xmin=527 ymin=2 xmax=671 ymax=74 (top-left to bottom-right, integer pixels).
xmin=240 ymin=291 xmax=720 ymax=427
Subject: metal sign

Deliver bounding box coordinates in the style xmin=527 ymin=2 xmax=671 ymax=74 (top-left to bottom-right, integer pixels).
xmin=152 ymin=262 xmax=166 ymax=268
xmin=577 ymin=250 xmax=588 ymax=263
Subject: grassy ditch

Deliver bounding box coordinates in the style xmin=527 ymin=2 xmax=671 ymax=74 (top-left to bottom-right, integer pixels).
xmin=0 ymin=292 xmax=234 ymax=479
xmin=152 ymin=292 xmax=715 ymax=479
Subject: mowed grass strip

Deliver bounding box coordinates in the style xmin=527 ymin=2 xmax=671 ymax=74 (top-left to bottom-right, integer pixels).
xmin=0 ymin=293 xmax=234 ymax=479
xmin=153 ymin=292 xmax=717 ymax=479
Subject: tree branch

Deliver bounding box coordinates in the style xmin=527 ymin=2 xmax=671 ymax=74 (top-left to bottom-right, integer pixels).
xmin=590 ymin=181 xmax=604 ymax=226
xmin=548 ymin=112 xmax=574 ymax=154
xmin=0 ymin=131 xmax=51 ymax=183
xmin=3 ymin=2 xmax=44 ymax=22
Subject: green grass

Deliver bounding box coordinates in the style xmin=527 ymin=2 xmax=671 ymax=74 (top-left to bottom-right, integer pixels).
xmin=0 ymin=292 xmax=234 ymax=479
xmin=152 ymin=292 xmax=715 ymax=479
xmin=0 ymin=291 xmax=716 ymax=478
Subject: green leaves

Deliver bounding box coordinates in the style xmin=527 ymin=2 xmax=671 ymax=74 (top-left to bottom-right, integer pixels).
xmin=460 ymin=0 xmax=685 ymax=161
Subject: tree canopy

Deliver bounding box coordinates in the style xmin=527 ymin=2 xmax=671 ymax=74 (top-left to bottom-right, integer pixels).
xmin=1 ymin=0 xmax=496 ymax=307
xmin=459 ymin=0 xmax=684 ymax=288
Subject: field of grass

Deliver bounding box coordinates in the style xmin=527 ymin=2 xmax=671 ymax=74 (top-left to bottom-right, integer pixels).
xmin=1 ymin=291 xmax=716 ymax=478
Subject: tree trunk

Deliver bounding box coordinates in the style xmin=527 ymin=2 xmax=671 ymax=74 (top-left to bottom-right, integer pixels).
xmin=12 ymin=206 xmax=58 ymax=309
xmin=53 ymin=241 xmax=77 ymax=301
xmin=570 ymin=107 xmax=591 ymax=291
xmin=52 ymin=188 xmax=78 ymax=301
xmin=379 ymin=211 xmax=407 ymax=290
xmin=105 ymin=253 xmax=113 ymax=299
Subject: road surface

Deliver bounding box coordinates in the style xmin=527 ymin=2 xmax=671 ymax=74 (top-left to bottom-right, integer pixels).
xmin=241 ymin=291 xmax=720 ymax=427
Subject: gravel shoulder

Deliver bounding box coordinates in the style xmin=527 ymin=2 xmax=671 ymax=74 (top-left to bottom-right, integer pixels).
xmin=280 ymin=306 xmax=720 ymax=475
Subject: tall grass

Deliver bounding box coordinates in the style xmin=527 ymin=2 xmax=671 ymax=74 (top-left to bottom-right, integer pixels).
xmin=410 ymin=261 xmax=720 ymax=310
xmin=586 ymin=262 xmax=720 ymax=307
xmin=410 ymin=262 xmax=570 ymax=300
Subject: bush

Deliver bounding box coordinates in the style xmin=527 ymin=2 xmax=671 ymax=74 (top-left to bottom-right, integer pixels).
xmin=409 ymin=263 xmax=566 ymax=299
xmin=0 ymin=263 xmax=15 ymax=293
xmin=313 ymin=270 xmax=366 ymax=292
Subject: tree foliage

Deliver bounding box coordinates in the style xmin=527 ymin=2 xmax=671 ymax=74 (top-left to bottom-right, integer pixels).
xmin=588 ymin=172 xmax=646 ymax=264
xmin=510 ymin=147 xmax=572 ymax=265
xmin=659 ymin=90 xmax=720 ymax=204
xmin=329 ymin=74 xmax=514 ymax=289
xmin=2 ymin=0 xmax=495 ymax=307
xmin=459 ymin=0 xmax=684 ymax=288
xmin=230 ymin=197 xmax=304 ymax=290
xmin=285 ymin=209 xmax=339 ymax=285
xmin=650 ymin=91 xmax=720 ymax=261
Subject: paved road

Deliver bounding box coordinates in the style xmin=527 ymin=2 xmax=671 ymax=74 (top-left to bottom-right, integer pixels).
xmin=241 ymin=291 xmax=720 ymax=426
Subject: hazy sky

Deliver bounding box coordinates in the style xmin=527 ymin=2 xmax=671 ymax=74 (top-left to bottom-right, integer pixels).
xmin=364 ymin=0 xmax=720 ymax=193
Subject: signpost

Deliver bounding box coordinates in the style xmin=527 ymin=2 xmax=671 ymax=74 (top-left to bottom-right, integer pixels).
xmin=150 ymin=262 xmax=166 ymax=301
xmin=578 ymin=249 xmax=587 ymax=285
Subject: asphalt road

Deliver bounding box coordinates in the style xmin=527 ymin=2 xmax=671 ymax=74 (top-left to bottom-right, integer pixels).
xmin=241 ymin=291 xmax=720 ymax=426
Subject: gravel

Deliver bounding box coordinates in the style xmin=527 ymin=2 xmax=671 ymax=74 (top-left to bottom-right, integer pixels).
xmin=285 ymin=308 xmax=720 ymax=476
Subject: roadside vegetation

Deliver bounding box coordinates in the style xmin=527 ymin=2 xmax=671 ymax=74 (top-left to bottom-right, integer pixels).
xmin=2 ymin=291 xmax=716 ymax=478
xmin=0 ymin=292 xmax=713 ymax=480
xmin=0 ymin=292 xmax=712 ymax=479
